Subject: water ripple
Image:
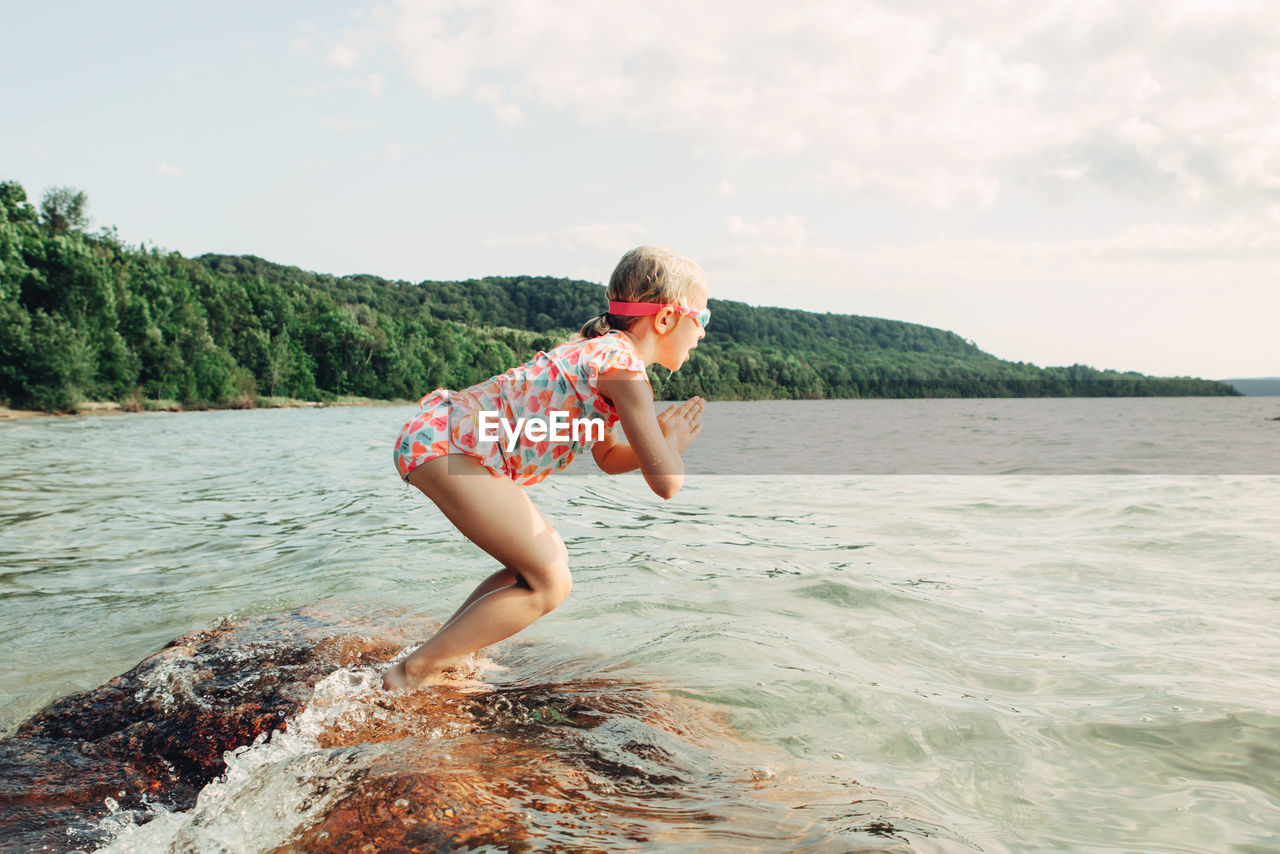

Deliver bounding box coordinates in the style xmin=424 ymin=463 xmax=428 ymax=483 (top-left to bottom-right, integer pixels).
xmin=3 ymin=405 xmax=1280 ymax=851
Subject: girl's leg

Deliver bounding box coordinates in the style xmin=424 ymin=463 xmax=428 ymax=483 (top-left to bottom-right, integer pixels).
xmin=384 ymin=455 xmax=572 ymax=689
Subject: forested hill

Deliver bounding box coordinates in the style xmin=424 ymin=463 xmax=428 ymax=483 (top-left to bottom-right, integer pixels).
xmin=0 ymin=180 xmax=1237 ymax=411
xmin=198 ymin=253 xmax=983 ymax=359
xmin=196 ymin=253 xmax=1234 ymax=402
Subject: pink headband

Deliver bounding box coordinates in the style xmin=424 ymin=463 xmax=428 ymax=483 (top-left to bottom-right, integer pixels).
xmin=608 ymin=300 xmax=670 ymax=316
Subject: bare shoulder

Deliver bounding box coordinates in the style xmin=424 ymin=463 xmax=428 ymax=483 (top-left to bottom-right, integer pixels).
xmin=597 ymin=366 xmax=652 ymax=407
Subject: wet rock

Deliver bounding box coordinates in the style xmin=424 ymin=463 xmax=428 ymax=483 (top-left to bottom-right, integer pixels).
xmin=273 ymin=681 xmax=731 ymax=852
xmin=0 ymin=606 xmax=421 ymax=852
xmin=0 ymin=605 xmax=915 ymax=853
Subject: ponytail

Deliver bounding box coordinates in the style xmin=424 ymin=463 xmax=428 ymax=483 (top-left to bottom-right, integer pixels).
xmin=579 ymin=313 xmax=612 ymax=338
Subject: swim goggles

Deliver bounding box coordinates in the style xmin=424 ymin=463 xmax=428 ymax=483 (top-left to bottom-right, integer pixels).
xmin=608 ymin=300 xmax=710 ymax=330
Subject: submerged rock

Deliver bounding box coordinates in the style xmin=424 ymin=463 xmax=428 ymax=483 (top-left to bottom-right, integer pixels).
xmin=0 ymin=607 xmax=415 ymax=852
xmin=0 ymin=605 xmax=915 ymax=853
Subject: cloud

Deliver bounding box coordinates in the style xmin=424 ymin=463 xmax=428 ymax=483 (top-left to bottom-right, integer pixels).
xmin=321 ymin=115 xmax=381 ymax=132
xmin=726 ymin=214 xmax=808 ymax=247
xmin=292 ymin=21 xmax=316 ymax=54
xmin=155 ymin=161 xmax=183 ymax=177
xmin=474 ymin=84 xmax=524 ymax=125
xmin=386 ymin=139 xmax=427 ymax=159
xmin=493 ymin=102 xmax=524 ymax=126
xmin=326 ymin=44 xmax=360 ymax=70
xmin=352 ymin=73 xmax=386 ymax=97
xmin=488 ymin=223 xmax=647 ymax=255
xmin=702 ymin=208 xmax=1280 ymax=315
xmin=362 ymin=0 xmax=1280 ymax=211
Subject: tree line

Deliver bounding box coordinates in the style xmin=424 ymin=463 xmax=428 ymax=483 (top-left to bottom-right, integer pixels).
xmin=0 ymin=181 xmax=1237 ymax=411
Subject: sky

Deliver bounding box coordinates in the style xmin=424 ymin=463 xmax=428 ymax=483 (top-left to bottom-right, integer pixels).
xmin=4 ymin=0 xmax=1278 ymax=379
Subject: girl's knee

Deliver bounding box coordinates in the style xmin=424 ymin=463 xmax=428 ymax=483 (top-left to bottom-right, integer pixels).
xmin=545 ymin=567 xmax=572 ymax=613
xmin=551 ymin=532 xmax=569 ymax=569
xmin=550 ymin=537 xmax=572 ymax=607
xmin=525 ymin=552 xmax=571 ymax=615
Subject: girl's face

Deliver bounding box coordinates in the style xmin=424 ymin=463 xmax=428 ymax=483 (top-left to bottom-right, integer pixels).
xmin=655 ymin=280 xmax=708 ymax=371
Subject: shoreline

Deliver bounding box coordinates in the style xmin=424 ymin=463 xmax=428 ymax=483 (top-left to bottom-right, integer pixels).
xmin=4 ymin=394 xmax=1273 ymax=423
xmin=0 ymin=397 xmax=410 ymax=421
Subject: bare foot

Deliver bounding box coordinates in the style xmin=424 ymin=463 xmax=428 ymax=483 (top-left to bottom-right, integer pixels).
xmin=381 ymin=661 xmax=410 ymax=691
xmin=381 ymin=659 xmax=455 ymax=691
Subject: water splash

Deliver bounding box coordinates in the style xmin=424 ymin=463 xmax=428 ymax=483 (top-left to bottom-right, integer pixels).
xmin=96 ymin=666 xmax=382 ymax=853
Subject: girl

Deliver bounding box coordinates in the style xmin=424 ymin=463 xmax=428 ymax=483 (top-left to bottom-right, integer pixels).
xmin=384 ymin=245 xmax=709 ymax=690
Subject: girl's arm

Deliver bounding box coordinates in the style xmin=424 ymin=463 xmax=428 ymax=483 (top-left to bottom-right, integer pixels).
xmin=594 ymin=369 xmax=704 ymax=499
xmin=591 ymin=400 xmax=703 ymax=474
xmin=590 ymin=424 xmax=640 ymax=475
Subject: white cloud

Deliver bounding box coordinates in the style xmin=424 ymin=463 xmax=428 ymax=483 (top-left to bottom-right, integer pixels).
xmin=353 ymin=73 xmax=386 ymax=97
xmin=493 ymin=102 xmax=524 ymax=126
xmin=710 ymin=208 xmax=1280 ymax=298
xmin=725 ymin=214 xmax=808 ymax=247
xmin=327 ymin=44 xmax=360 ymax=70
xmin=474 ymin=84 xmax=524 ymax=125
xmin=321 ymin=115 xmax=381 ymax=133
xmin=292 ymin=20 xmax=316 ymax=54
xmin=362 ymin=0 xmax=1280 ymax=212
xmin=488 ymin=223 xmax=647 ymax=255
xmin=287 ymin=83 xmax=322 ymax=98
xmin=155 ymin=161 xmax=183 ymax=177
xmin=386 ymin=139 xmax=427 ymax=159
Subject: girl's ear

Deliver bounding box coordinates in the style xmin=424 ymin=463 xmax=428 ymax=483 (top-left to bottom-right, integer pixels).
xmin=652 ymin=307 xmax=676 ymax=333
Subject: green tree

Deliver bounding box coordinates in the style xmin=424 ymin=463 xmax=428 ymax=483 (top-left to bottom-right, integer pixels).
xmin=38 ymin=186 xmax=90 ymax=235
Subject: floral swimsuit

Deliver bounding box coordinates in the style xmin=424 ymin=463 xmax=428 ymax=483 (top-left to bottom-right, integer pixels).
xmin=393 ymin=332 xmax=649 ymax=487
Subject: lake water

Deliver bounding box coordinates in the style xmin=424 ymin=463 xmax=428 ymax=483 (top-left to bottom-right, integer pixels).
xmin=2 ymin=399 xmax=1279 ymax=851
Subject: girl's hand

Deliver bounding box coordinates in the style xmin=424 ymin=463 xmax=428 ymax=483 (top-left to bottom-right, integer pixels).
xmin=657 ymin=396 xmax=705 ymax=453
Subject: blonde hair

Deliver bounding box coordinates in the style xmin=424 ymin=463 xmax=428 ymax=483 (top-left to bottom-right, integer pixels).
xmin=580 ymin=245 xmax=707 ymax=339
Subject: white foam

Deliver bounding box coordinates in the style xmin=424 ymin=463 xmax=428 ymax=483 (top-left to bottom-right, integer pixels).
xmin=132 ymin=648 xmax=215 ymax=716
xmin=94 ymin=664 xmax=386 ymax=854
xmin=92 ymin=645 xmax=512 ymax=852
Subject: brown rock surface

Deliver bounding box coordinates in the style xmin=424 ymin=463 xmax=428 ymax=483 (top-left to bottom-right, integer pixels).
xmin=0 ymin=607 xmax=423 ymax=852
